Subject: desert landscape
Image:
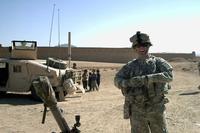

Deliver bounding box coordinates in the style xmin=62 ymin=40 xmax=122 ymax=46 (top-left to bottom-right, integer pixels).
xmin=0 ymin=58 xmax=200 ymax=133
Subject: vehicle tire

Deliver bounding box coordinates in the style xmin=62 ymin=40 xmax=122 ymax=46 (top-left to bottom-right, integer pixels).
xmin=46 ymin=57 xmax=67 ymax=69
xmin=30 ymin=86 xmax=42 ymax=102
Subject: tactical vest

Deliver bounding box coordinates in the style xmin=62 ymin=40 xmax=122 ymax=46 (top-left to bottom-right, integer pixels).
xmin=126 ymin=56 xmax=170 ymax=104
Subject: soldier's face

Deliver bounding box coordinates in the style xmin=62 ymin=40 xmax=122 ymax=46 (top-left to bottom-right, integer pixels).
xmin=135 ymin=45 xmax=149 ymax=56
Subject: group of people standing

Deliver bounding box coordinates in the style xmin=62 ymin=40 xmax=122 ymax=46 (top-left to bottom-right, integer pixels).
xmin=82 ymin=69 xmax=101 ymax=91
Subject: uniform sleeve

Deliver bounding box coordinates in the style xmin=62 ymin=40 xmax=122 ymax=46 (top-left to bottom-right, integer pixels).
xmin=147 ymin=57 xmax=173 ymax=83
xmin=114 ymin=63 xmax=144 ymax=89
xmin=114 ymin=64 xmax=130 ymax=89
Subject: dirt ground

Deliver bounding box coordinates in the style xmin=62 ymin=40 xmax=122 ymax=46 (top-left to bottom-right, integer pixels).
xmin=0 ymin=59 xmax=200 ymax=133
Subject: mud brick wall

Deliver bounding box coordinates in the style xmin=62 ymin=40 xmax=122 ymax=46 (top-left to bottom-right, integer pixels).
xmin=0 ymin=47 xmax=195 ymax=63
xmin=0 ymin=47 xmax=10 ymax=58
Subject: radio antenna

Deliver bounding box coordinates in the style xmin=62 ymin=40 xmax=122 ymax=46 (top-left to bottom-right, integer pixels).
xmin=48 ymin=4 xmax=56 ymax=47
xmin=58 ymin=8 xmax=61 ymax=76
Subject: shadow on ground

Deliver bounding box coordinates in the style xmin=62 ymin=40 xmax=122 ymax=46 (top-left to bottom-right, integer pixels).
xmin=0 ymin=93 xmax=41 ymax=105
xmin=179 ymin=91 xmax=200 ymax=96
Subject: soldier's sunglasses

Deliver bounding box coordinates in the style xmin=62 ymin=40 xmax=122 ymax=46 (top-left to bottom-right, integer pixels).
xmin=135 ymin=43 xmax=149 ymax=48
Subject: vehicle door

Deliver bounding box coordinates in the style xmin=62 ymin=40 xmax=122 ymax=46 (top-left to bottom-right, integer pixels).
xmin=0 ymin=61 xmax=9 ymax=91
xmin=8 ymin=61 xmax=30 ymax=92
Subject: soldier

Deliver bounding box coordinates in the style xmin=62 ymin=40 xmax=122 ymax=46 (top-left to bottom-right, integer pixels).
xmin=114 ymin=31 xmax=173 ymax=133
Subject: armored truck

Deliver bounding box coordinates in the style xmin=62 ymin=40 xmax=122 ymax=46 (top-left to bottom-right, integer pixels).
xmin=0 ymin=40 xmax=82 ymax=101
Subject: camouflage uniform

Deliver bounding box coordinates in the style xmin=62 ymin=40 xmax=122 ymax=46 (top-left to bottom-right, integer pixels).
xmin=114 ymin=31 xmax=173 ymax=133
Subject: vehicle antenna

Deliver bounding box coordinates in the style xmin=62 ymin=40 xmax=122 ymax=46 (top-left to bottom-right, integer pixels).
xmin=49 ymin=4 xmax=56 ymax=47
xmin=58 ymin=8 xmax=61 ymax=76
xmin=47 ymin=4 xmax=55 ymax=71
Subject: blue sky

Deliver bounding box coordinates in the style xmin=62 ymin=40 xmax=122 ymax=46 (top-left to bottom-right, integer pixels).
xmin=0 ymin=0 xmax=200 ymax=54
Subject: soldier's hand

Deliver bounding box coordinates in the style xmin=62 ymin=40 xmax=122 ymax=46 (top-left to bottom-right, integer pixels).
xmin=128 ymin=76 xmax=148 ymax=87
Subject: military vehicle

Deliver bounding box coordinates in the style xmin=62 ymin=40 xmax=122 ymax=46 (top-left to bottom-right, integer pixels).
xmin=0 ymin=40 xmax=82 ymax=101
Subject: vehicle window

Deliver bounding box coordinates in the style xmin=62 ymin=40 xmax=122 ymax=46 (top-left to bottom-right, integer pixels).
xmin=14 ymin=42 xmax=36 ymax=50
xmin=0 ymin=62 xmax=6 ymax=68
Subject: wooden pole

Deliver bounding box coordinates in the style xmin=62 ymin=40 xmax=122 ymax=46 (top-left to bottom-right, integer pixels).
xmin=68 ymin=32 xmax=71 ymax=68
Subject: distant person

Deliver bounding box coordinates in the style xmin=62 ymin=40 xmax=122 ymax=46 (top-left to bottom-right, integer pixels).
xmin=72 ymin=63 xmax=77 ymax=69
xmin=82 ymin=69 xmax=88 ymax=90
xmin=88 ymin=72 xmax=92 ymax=91
xmin=90 ymin=69 xmax=98 ymax=91
xmin=114 ymin=31 xmax=173 ymax=133
xmin=198 ymin=61 xmax=200 ymax=90
xmin=198 ymin=62 xmax=200 ymax=76
xmin=96 ymin=69 xmax=101 ymax=88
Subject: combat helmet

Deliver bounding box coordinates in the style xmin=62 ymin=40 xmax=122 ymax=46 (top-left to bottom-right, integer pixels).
xmin=130 ymin=31 xmax=152 ymax=48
